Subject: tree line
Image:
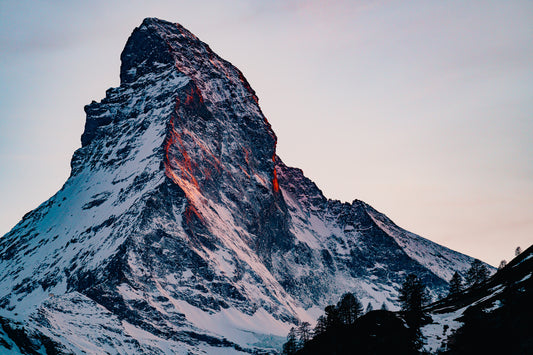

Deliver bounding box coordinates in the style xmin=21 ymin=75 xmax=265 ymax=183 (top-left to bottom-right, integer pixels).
xmin=282 ymin=257 xmax=495 ymax=354
xmin=282 ymin=292 xmax=365 ymax=354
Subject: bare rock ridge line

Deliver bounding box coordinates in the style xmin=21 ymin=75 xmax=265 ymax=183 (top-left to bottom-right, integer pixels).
xmin=0 ymin=18 xmax=487 ymax=354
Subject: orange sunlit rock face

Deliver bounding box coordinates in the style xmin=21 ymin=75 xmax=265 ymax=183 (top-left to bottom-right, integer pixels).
xmin=272 ymin=169 xmax=280 ymax=193
xmin=157 ymin=19 xmax=281 ymax=233
xmin=185 ymin=203 xmax=202 ymax=224
xmin=163 ymin=115 xmax=178 ymax=179
xmin=164 ymin=113 xmax=199 ymax=187
xmin=164 ymin=84 xmax=219 ymax=193
xmin=184 ymin=85 xmax=204 ymax=105
xmin=164 ymin=116 xmax=204 ymax=224
xmin=272 ymin=154 xmax=279 ymax=193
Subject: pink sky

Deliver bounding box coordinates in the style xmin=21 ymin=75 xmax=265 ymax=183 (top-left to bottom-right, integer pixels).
xmin=0 ymin=0 xmax=532 ymax=266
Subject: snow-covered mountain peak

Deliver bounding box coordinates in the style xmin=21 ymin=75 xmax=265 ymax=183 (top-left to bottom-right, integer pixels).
xmin=121 ymin=18 xmax=262 ymax=106
xmin=0 ymin=18 xmax=488 ymax=354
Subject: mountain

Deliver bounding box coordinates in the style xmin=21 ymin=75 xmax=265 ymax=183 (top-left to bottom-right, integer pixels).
xmin=0 ymin=18 xmax=484 ymax=354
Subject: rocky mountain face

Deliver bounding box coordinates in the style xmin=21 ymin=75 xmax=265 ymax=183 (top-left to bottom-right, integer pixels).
xmin=0 ymin=18 xmax=483 ymax=354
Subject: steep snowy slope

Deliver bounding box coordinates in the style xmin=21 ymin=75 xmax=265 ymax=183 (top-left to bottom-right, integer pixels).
xmin=274 ymin=159 xmax=477 ymax=309
xmin=0 ymin=18 xmax=483 ymax=354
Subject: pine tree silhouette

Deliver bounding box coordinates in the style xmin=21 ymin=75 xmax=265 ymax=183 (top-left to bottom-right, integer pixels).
xmin=337 ymin=293 xmax=363 ymax=325
xmin=449 ymin=271 xmax=463 ymax=295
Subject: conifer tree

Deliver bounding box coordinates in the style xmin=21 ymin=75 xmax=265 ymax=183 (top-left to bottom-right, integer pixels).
xmin=398 ymin=274 xmax=429 ymax=352
xmin=297 ymin=321 xmax=312 ymax=344
xmin=324 ymin=305 xmax=340 ymax=330
xmin=498 ymin=260 xmax=507 ymax=270
xmin=313 ymin=315 xmax=327 ymax=337
xmin=336 ymin=292 xmax=363 ymax=325
xmin=515 ymin=246 xmax=522 ymax=256
xmin=465 ymin=259 xmax=489 ymax=287
xmin=398 ymin=274 xmax=429 ymax=328
xmin=365 ymin=302 xmax=373 ymax=313
xmin=282 ymin=327 xmax=299 ymax=355
xmin=448 ymin=272 xmax=463 ymax=295
xmin=380 ymin=302 xmax=388 ymax=311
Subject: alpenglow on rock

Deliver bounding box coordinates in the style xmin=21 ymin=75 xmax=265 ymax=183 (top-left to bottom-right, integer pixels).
xmin=0 ymin=18 xmax=482 ymax=354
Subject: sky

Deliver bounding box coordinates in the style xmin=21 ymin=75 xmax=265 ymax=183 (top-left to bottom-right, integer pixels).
xmin=0 ymin=0 xmax=532 ymax=266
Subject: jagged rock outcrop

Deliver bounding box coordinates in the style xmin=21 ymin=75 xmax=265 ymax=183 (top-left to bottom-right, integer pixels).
xmin=0 ymin=18 xmax=484 ymax=354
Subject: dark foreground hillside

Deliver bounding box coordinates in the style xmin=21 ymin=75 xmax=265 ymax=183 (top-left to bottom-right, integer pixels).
xmin=438 ymin=245 xmax=533 ymax=354
xmin=294 ymin=245 xmax=532 ymax=354
xmin=297 ymin=310 xmax=415 ymax=355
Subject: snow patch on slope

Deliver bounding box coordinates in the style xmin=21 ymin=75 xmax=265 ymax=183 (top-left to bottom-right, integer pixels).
xmin=365 ymin=205 xmax=476 ymax=281
xmin=421 ymin=308 xmax=465 ymax=353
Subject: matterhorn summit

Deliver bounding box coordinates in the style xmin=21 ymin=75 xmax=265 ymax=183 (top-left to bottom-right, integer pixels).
xmin=0 ymin=18 xmax=478 ymax=354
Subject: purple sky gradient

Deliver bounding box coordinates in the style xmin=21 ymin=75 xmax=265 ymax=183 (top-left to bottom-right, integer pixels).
xmin=0 ymin=0 xmax=532 ymax=266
